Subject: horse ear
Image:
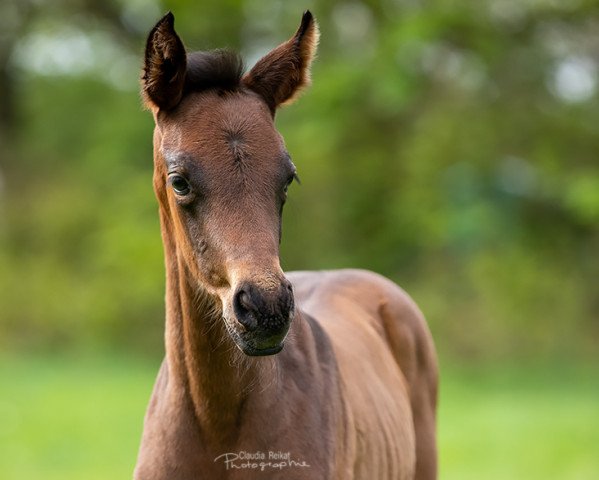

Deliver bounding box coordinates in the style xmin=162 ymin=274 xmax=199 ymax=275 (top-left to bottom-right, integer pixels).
xmin=243 ymin=11 xmax=319 ymax=112
xmin=141 ymin=12 xmax=187 ymax=111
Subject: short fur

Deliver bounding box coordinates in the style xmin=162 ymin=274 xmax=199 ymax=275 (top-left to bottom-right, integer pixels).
xmin=135 ymin=11 xmax=438 ymax=480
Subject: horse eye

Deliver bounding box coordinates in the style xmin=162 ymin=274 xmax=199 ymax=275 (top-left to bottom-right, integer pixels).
xmin=283 ymin=172 xmax=299 ymax=193
xmin=169 ymin=175 xmax=191 ymax=195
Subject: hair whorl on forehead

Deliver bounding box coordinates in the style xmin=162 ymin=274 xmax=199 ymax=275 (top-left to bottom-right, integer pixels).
xmin=185 ymin=50 xmax=244 ymax=93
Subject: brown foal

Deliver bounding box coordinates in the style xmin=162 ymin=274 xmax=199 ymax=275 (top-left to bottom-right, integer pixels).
xmin=134 ymin=11 xmax=438 ymax=480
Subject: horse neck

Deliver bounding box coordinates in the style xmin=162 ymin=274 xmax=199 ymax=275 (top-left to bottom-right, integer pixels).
xmin=159 ymin=210 xmax=278 ymax=441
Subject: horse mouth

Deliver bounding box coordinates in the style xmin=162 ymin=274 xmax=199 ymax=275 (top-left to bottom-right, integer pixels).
xmin=239 ymin=342 xmax=284 ymax=356
xmin=223 ymin=318 xmax=289 ymax=357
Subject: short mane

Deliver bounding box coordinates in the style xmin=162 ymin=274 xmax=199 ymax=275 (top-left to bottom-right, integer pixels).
xmin=184 ymin=49 xmax=244 ymax=93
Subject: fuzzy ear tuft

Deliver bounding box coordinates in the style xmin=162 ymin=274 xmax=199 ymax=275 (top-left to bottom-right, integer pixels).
xmin=243 ymin=11 xmax=319 ymax=112
xmin=141 ymin=12 xmax=187 ymax=111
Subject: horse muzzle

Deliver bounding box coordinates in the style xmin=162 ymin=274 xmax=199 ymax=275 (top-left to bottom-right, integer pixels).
xmin=228 ymin=279 xmax=294 ymax=356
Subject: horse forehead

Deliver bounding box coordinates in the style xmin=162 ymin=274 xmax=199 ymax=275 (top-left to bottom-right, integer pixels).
xmin=179 ymin=92 xmax=278 ymax=147
xmin=161 ymin=92 xmax=283 ymax=172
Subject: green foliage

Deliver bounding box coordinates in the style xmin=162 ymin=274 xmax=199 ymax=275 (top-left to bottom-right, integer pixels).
xmin=0 ymin=0 xmax=597 ymax=360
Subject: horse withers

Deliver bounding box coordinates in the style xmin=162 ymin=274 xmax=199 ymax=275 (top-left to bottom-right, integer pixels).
xmin=134 ymin=11 xmax=438 ymax=480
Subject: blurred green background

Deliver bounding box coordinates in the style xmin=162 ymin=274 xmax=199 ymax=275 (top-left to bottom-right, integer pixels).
xmin=0 ymin=0 xmax=597 ymax=478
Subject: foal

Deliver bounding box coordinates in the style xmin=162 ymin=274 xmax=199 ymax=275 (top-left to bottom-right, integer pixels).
xmin=135 ymin=11 xmax=438 ymax=480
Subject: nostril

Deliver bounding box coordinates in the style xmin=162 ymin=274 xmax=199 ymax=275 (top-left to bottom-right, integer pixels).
xmin=281 ymin=278 xmax=293 ymax=296
xmin=234 ymin=287 xmax=258 ymax=331
xmin=280 ymin=281 xmax=294 ymax=316
xmin=238 ymin=290 xmax=252 ymax=311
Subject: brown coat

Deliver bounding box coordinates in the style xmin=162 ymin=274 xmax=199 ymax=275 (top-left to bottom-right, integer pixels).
xmin=134 ymin=11 xmax=438 ymax=480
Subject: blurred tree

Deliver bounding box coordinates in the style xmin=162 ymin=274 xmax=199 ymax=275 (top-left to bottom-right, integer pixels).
xmin=0 ymin=0 xmax=597 ymax=361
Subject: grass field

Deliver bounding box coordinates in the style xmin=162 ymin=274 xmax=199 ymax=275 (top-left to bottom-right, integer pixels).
xmin=1 ymin=353 xmax=597 ymax=479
